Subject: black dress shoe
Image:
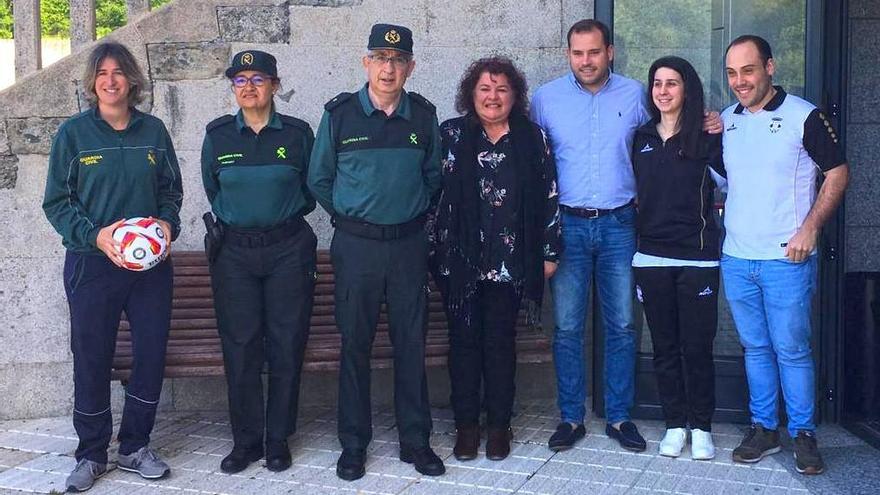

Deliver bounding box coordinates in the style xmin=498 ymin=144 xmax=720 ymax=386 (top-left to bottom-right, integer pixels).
xmin=606 ymin=421 xmax=647 ymax=452
xmin=548 ymin=422 xmax=586 ymax=451
xmin=399 ymin=445 xmax=445 ymax=476
xmin=486 ymin=426 xmax=513 ymax=460
xmin=336 ymin=449 xmax=366 ymax=481
xmin=220 ymin=446 xmax=263 ymax=474
xmin=453 ymin=424 xmax=480 ymax=461
xmin=265 ymin=441 xmax=292 ymax=472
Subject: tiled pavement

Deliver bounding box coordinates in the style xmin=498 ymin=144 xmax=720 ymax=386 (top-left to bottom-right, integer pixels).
xmin=0 ymin=401 xmax=876 ymax=494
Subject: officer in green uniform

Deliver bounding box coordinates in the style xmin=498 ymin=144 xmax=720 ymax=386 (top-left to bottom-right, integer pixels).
xmin=201 ymin=50 xmax=317 ymax=474
xmin=308 ymin=23 xmax=444 ymax=481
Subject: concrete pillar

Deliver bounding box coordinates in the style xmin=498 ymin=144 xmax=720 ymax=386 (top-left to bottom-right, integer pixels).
xmin=69 ymin=0 xmax=97 ymax=51
xmin=13 ymin=0 xmax=41 ymax=78
xmin=126 ymin=0 xmax=151 ymax=21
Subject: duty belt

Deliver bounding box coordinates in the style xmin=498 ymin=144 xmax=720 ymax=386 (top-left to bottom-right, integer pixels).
xmin=332 ymin=214 xmax=425 ymax=240
xmin=223 ymin=217 xmax=305 ymax=248
xmin=560 ymin=200 xmax=634 ymax=219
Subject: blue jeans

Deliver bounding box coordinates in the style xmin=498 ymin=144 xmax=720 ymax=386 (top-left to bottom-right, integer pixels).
xmin=551 ymin=206 xmax=637 ymax=424
xmin=720 ymin=254 xmax=817 ymax=437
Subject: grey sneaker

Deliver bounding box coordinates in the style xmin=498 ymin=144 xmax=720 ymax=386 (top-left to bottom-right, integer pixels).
xmin=732 ymin=424 xmax=782 ymax=463
xmin=66 ymin=459 xmax=110 ymax=493
xmin=793 ymin=431 xmax=825 ymax=475
xmin=117 ymin=446 xmax=170 ymax=479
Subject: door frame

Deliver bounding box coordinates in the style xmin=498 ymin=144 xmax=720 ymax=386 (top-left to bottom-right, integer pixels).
xmin=592 ymin=0 xmax=842 ymax=424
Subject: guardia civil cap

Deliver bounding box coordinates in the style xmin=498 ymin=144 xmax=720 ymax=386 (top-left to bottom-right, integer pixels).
xmin=225 ymin=50 xmax=278 ymax=78
xmin=367 ymin=23 xmax=414 ymax=55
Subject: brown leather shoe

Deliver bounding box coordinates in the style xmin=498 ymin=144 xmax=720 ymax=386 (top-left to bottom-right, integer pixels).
xmin=453 ymin=424 xmax=480 ymax=461
xmin=486 ymin=426 xmax=513 ymax=460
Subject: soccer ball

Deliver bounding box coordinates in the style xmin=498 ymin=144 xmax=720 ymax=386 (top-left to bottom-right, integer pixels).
xmin=112 ymin=217 xmax=168 ymax=271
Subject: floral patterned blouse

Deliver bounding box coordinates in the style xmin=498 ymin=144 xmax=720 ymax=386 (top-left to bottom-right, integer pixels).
xmin=432 ymin=118 xmax=561 ymax=286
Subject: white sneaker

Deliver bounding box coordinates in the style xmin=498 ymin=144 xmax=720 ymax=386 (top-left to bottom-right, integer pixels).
xmin=691 ymin=428 xmax=716 ymax=460
xmin=658 ymin=428 xmax=687 ymax=457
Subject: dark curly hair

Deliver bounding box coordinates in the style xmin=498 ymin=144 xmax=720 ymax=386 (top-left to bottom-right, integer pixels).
xmin=454 ymin=56 xmax=529 ymax=118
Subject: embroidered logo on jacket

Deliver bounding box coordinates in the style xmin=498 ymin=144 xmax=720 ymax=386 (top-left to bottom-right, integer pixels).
xmin=698 ymin=286 xmax=714 ymax=297
xmin=639 ymin=143 xmax=654 ymax=153
xmin=146 ymin=149 xmax=157 ymax=166
xmin=79 ymin=154 xmax=103 ymax=166
xmin=341 ymin=136 xmax=369 ymax=145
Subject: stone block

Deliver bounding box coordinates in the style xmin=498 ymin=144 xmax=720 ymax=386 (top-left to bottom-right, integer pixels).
xmin=147 ymin=42 xmax=231 ymax=81
xmin=0 ymin=155 xmax=17 ymax=189
xmin=292 ymin=0 xmax=364 ymax=5
xmin=847 ymin=227 xmax=880 ymax=272
xmin=5 ymin=117 xmax=67 ymax=155
xmin=851 ymin=0 xmax=880 ymax=18
xmin=562 ymin=0 xmax=596 ymax=38
xmin=0 ymin=257 xmax=70 ymax=366
xmin=172 ymin=151 xmax=212 ymax=252
xmin=0 ymin=155 xmax=65 ymax=260
xmin=0 ymin=362 xmax=73 ymax=420
xmin=218 ymin=5 xmax=290 ymax=44
xmin=849 ymin=20 xmax=880 ymax=124
xmin=845 ymin=124 xmax=880 ymax=227
xmin=170 ymin=376 xmax=228 ymax=411
xmin=0 ymin=121 xmax=9 ymax=155
xmin=150 ymin=80 xmax=236 ymax=152
xmin=289 ymin=0 xmax=563 ymax=49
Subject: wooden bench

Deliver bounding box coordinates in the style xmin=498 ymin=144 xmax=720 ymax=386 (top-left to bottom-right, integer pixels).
xmin=111 ymin=250 xmax=552 ymax=380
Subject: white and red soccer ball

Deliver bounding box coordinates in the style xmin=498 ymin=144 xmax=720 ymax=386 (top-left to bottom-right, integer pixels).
xmin=112 ymin=217 xmax=167 ymax=271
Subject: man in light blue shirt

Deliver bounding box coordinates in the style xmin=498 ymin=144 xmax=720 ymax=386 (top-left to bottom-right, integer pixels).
xmin=531 ymin=18 xmax=650 ymax=453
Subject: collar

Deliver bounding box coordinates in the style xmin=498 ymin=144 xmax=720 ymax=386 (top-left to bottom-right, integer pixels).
xmin=568 ymin=69 xmax=614 ymax=94
xmin=733 ymin=85 xmax=787 ymax=114
xmin=358 ymin=83 xmax=411 ymax=120
xmin=91 ymin=106 xmax=143 ymax=131
xmin=235 ymin=109 xmax=282 ymax=133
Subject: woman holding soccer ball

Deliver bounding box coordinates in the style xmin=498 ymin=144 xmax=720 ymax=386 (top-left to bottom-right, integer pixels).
xmin=42 ymin=42 xmax=183 ymax=492
xmin=200 ymin=50 xmax=318 ymax=474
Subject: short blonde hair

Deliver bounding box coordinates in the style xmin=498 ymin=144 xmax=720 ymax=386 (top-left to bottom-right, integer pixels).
xmin=82 ymin=42 xmax=148 ymax=107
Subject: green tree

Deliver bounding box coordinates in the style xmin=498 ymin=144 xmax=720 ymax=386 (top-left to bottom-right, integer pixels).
xmin=42 ymin=0 xmax=70 ymax=37
xmin=0 ymin=0 xmax=12 ymax=38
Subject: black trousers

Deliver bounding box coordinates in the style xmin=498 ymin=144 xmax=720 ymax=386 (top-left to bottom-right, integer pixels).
xmin=442 ymin=280 xmax=522 ymax=428
xmin=64 ymin=251 xmax=173 ymax=464
xmin=331 ymin=228 xmax=432 ymax=450
xmin=210 ymin=225 xmax=317 ymax=449
xmin=634 ymin=265 xmax=718 ymax=431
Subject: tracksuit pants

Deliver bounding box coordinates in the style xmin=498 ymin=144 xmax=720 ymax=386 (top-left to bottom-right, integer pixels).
xmin=634 ymin=265 xmax=718 ymax=431
xmin=64 ymin=251 xmax=173 ymax=464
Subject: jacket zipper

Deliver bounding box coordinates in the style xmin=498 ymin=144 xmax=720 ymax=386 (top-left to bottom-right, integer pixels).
xmin=699 ymin=167 xmax=707 ymax=250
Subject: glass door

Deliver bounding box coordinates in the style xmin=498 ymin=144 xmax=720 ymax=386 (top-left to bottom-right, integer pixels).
xmin=593 ymin=0 xmax=822 ymax=423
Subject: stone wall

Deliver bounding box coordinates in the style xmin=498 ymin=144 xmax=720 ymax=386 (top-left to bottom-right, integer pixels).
xmin=0 ymin=0 xmax=593 ymax=419
xmin=846 ymin=0 xmax=880 ymax=272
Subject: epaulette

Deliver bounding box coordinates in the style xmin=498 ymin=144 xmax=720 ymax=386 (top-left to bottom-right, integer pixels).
xmin=408 ymin=92 xmax=436 ymax=114
xmin=325 ymin=92 xmax=354 ymax=111
xmin=206 ymin=114 xmax=234 ymax=132
xmin=279 ymin=114 xmax=312 ymax=134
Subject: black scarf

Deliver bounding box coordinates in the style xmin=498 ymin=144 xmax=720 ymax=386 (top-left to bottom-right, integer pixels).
xmin=441 ymin=112 xmax=547 ymax=326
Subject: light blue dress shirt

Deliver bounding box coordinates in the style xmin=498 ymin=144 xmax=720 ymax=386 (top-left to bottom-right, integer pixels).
xmin=531 ymin=71 xmax=649 ymax=209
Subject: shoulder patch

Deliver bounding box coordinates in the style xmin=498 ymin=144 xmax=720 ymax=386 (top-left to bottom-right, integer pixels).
xmin=279 ymin=114 xmax=313 ymax=134
xmin=325 ymin=92 xmax=354 ymax=111
xmin=206 ymin=114 xmax=234 ymax=132
xmin=408 ymin=92 xmax=436 ymax=114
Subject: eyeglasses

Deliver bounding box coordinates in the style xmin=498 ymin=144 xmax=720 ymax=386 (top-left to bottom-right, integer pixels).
xmin=368 ymin=54 xmax=411 ymax=69
xmin=231 ymin=75 xmax=273 ymax=88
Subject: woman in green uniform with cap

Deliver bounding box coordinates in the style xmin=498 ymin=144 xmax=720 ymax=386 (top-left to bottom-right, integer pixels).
xmin=201 ymin=50 xmax=317 ymax=474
